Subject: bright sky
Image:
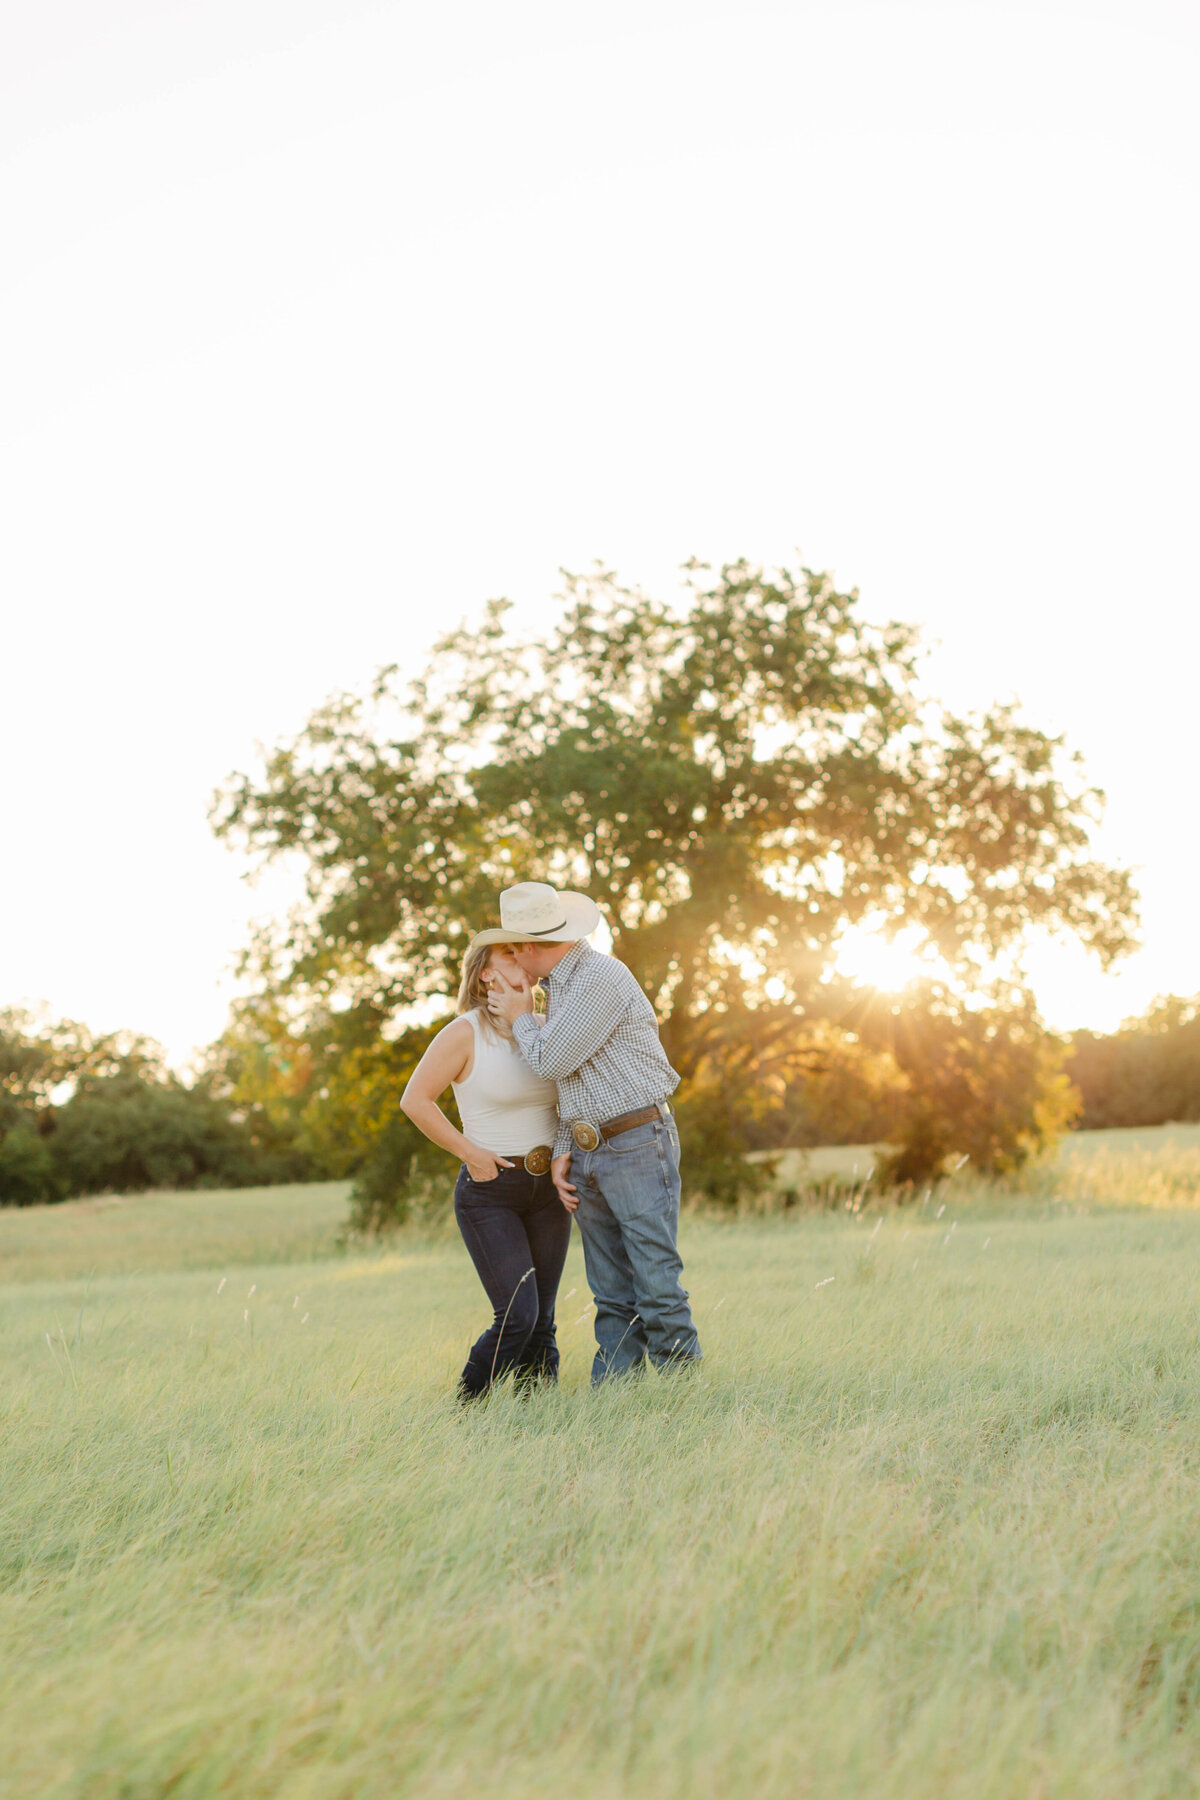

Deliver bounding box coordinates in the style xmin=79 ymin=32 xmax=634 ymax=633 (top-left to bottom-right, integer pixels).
xmin=3 ymin=0 xmax=1197 ymax=1065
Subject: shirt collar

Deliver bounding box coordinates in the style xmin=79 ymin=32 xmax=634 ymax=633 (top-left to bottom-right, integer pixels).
xmin=546 ymin=939 xmax=592 ymax=985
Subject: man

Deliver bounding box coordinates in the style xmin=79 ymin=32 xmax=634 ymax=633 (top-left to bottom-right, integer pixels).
xmin=475 ymin=880 xmax=701 ymax=1383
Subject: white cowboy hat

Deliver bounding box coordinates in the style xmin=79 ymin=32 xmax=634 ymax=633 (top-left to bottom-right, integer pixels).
xmin=469 ymin=881 xmax=601 ymax=948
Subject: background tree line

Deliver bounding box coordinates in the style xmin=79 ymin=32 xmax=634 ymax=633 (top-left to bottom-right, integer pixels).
xmin=0 ymin=1008 xmax=314 ymax=1207
xmin=1066 ymin=996 xmax=1200 ymax=1130
xmin=5 ymin=559 xmax=1190 ymax=1214
xmin=4 ymin=985 xmax=1198 ymax=1210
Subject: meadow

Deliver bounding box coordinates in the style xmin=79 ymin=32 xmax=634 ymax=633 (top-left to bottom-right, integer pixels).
xmin=4 ymin=1130 xmax=1200 ymax=1799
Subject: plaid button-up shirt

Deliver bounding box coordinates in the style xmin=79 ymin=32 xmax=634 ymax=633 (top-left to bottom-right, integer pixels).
xmin=512 ymin=941 xmax=680 ymax=1159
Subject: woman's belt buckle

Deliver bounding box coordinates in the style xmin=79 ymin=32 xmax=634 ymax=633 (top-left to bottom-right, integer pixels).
xmin=570 ymin=1120 xmax=601 ymax=1151
xmin=523 ymin=1144 xmax=552 ymax=1175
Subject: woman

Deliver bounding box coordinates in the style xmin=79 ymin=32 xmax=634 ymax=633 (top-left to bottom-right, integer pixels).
xmin=400 ymin=939 xmax=571 ymax=1400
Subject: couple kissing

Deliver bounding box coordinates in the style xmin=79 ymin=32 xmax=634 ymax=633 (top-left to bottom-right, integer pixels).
xmin=401 ymin=881 xmax=702 ymax=1399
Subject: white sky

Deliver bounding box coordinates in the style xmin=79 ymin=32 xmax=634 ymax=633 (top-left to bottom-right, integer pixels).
xmin=2 ymin=0 xmax=1197 ymax=1065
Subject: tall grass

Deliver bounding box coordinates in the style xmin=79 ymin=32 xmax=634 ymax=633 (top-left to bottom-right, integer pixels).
xmin=4 ymin=1145 xmax=1200 ymax=1796
xmin=761 ymin=1122 xmax=1200 ymax=1215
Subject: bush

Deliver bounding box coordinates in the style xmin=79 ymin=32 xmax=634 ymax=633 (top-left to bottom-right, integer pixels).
xmin=346 ymin=1111 xmax=451 ymax=1233
xmin=48 ymin=1070 xmax=303 ymax=1196
xmin=765 ymin=1025 xmax=905 ymax=1152
xmin=0 ymin=1125 xmax=63 ymax=1207
xmin=671 ymin=1083 xmax=780 ymax=1209
xmin=874 ymin=991 xmax=1078 ymax=1187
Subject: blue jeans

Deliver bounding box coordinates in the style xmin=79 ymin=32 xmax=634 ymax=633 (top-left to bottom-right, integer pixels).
xmin=454 ymin=1163 xmax=572 ymax=1398
xmin=571 ymin=1114 xmax=701 ymax=1383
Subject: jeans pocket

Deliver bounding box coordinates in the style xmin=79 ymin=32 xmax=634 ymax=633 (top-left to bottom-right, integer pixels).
xmin=456 ymin=1167 xmax=504 ymax=1207
xmin=600 ymin=1128 xmax=678 ymax=1220
xmin=605 ymin=1121 xmax=658 ymax=1156
xmin=457 ymin=1166 xmax=534 ymax=1210
xmin=463 ymin=1159 xmax=520 ymax=1184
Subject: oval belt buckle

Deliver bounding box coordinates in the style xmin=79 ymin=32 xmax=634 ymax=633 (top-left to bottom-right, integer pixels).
xmin=523 ymin=1144 xmax=552 ymax=1176
xmin=571 ymin=1120 xmax=601 ymax=1152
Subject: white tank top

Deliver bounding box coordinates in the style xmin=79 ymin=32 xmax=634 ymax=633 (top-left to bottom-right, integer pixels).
xmin=451 ymin=1010 xmax=559 ymax=1154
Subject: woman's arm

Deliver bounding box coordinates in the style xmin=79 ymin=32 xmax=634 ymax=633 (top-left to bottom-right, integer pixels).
xmin=400 ymin=1018 xmax=515 ymax=1183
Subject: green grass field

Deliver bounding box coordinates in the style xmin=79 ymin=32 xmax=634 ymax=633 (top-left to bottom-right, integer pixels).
xmin=4 ymin=1130 xmax=1200 ymax=1798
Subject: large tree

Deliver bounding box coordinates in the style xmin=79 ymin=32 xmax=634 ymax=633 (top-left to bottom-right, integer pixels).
xmin=213 ymin=560 xmax=1137 ymax=1187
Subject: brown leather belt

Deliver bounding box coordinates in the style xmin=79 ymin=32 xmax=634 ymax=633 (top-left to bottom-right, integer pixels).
xmin=600 ymin=1103 xmax=669 ymax=1141
xmin=568 ymin=1104 xmax=671 ymax=1151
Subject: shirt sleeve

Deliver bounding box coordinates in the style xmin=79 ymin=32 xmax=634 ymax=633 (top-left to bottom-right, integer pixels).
xmin=511 ymin=969 xmax=631 ymax=1082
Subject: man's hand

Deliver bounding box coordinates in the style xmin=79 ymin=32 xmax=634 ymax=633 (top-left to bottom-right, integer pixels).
xmin=551 ymin=1153 xmax=578 ymax=1213
xmin=487 ymin=966 xmax=535 ymax=1024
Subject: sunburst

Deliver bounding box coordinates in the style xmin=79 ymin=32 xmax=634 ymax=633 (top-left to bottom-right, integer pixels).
xmin=834 ymin=922 xmax=938 ymax=992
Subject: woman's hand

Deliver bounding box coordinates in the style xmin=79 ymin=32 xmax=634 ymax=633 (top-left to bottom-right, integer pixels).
xmin=463 ymin=1147 xmax=515 ymax=1183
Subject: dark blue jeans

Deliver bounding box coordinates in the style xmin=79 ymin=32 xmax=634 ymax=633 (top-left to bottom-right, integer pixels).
xmin=453 ymin=1163 xmax=573 ymax=1399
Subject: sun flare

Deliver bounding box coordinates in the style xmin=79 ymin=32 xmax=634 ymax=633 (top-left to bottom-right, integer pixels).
xmin=833 ymin=923 xmax=935 ymax=992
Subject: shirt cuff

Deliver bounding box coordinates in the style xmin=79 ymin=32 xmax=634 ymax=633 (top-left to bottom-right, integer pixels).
xmin=512 ymin=1014 xmax=542 ymax=1060
xmin=553 ymin=1124 xmax=573 ymax=1160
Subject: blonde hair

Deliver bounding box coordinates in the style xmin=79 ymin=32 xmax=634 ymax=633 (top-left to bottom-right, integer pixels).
xmin=456 ymin=941 xmax=513 ymax=1040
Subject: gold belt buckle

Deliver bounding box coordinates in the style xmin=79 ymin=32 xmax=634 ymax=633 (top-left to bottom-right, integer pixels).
xmin=570 ymin=1120 xmax=601 ymax=1151
xmin=523 ymin=1145 xmax=552 ymax=1175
